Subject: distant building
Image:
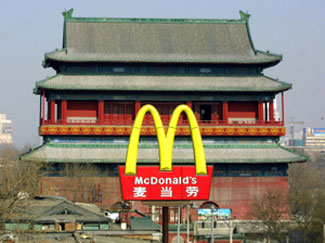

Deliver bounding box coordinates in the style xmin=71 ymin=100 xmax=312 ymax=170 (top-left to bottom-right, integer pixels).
xmin=304 ymin=127 xmax=325 ymax=147
xmin=0 ymin=114 xmax=13 ymax=145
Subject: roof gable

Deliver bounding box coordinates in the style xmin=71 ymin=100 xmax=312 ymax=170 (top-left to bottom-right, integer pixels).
xmin=34 ymin=200 xmax=108 ymax=222
xmin=41 ymin=201 xmax=97 ymax=217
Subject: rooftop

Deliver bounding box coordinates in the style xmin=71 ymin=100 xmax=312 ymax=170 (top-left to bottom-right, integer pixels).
xmin=12 ymin=196 xmax=108 ymax=223
xmin=44 ymin=9 xmax=281 ymax=67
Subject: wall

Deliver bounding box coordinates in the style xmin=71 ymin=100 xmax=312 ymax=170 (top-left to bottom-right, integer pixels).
xmin=209 ymin=176 xmax=288 ymax=219
xmin=40 ymin=175 xmax=288 ymax=220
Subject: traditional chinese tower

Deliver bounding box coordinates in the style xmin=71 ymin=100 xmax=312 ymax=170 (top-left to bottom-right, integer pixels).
xmin=22 ymin=10 xmax=306 ymax=221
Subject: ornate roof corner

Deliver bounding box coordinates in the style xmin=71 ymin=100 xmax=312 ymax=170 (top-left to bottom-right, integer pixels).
xmin=32 ymin=87 xmax=38 ymax=94
xmin=62 ymin=8 xmax=74 ymax=21
xmin=239 ymin=10 xmax=251 ymax=22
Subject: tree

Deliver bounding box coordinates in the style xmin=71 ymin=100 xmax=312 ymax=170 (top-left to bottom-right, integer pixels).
xmin=248 ymin=152 xmax=325 ymax=243
xmin=288 ymin=162 xmax=325 ymax=243
xmin=249 ymin=189 xmax=290 ymax=243
xmin=57 ymin=163 xmax=103 ymax=203
xmin=0 ymin=145 xmax=45 ymax=229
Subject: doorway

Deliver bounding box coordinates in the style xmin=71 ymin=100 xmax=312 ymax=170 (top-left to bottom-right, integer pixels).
xmin=200 ymin=105 xmax=211 ymax=121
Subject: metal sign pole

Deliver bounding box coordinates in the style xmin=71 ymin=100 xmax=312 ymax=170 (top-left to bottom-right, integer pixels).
xmin=210 ymin=209 xmax=214 ymax=243
xmin=230 ymin=218 xmax=233 ymax=243
xmin=177 ymin=206 xmax=181 ymax=243
xmin=163 ymin=206 xmax=169 ymax=243
xmin=187 ymin=205 xmax=190 ymax=243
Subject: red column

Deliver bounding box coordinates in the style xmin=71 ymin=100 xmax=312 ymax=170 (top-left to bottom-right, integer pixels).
xmin=61 ymin=100 xmax=67 ymax=124
xmin=135 ymin=101 xmax=141 ymax=115
xmin=42 ymin=91 xmax=45 ymax=124
xmin=47 ymin=101 xmax=51 ymax=122
xmin=269 ymin=100 xmax=274 ymax=123
xmin=186 ymin=101 xmax=192 ymax=109
xmin=222 ymin=101 xmax=228 ymax=124
xmin=258 ymin=101 xmax=264 ymax=124
xmin=98 ymin=100 xmax=104 ymax=124
xmin=50 ymin=100 xmax=56 ymax=123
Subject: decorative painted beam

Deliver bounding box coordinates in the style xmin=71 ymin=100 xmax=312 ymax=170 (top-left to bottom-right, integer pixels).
xmin=40 ymin=125 xmax=286 ymax=137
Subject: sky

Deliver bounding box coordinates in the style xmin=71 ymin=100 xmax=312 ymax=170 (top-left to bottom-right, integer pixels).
xmin=0 ymin=0 xmax=324 ymax=148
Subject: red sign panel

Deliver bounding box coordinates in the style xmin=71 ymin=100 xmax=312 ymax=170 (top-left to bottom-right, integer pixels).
xmin=119 ymin=166 xmax=213 ymax=201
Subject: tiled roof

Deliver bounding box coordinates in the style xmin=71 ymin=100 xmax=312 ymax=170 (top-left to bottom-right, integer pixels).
xmin=21 ymin=142 xmax=307 ymax=164
xmin=36 ymin=200 xmax=108 ymax=223
xmin=44 ymin=10 xmax=281 ymax=66
xmin=15 ymin=197 xmax=108 ymax=223
xmin=35 ymin=74 xmax=291 ymax=93
xmin=130 ymin=216 xmax=161 ymax=231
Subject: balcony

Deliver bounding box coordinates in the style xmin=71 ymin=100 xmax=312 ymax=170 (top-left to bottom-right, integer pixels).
xmin=40 ymin=116 xmax=285 ymax=137
xmin=41 ymin=117 xmax=283 ymax=127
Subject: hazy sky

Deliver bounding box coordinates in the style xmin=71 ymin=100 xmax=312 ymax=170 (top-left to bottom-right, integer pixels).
xmin=1 ymin=0 xmax=324 ymax=147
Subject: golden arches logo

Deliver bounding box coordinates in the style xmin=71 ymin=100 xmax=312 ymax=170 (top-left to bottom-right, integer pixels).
xmin=125 ymin=104 xmax=207 ymax=175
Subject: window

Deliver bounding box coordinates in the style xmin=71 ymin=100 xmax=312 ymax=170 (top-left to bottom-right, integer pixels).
xmin=104 ymin=104 xmax=110 ymax=114
xmin=152 ymin=207 xmax=180 ymax=224
xmin=103 ymin=102 xmax=134 ymax=124
xmin=112 ymin=67 xmax=125 ymax=73
xmin=199 ymin=68 xmax=212 ymax=73
xmin=141 ymin=102 xmax=183 ymax=124
xmin=127 ymin=104 xmax=132 ymax=114
xmin=113 ymin=104 xmax=119 ymax=114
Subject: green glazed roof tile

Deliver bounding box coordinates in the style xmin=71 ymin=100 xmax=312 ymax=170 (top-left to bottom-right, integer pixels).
xmin=44 ymin=10 xmax=281 ymax=66
xmin=20 ymin=142 xmax=307 ymax=164
xmin=35 ymin=74 xmax=291 ymax=93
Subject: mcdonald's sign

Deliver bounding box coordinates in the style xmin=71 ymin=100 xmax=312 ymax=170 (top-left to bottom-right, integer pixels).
xmin=119 ymin=105 xmax=213 ymax=201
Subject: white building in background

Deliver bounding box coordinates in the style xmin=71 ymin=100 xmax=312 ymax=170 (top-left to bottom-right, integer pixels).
xmin=0 ymin=114 xmax=13 ymax=144
xmin=304 ymin=128 xmax=325 ymax=147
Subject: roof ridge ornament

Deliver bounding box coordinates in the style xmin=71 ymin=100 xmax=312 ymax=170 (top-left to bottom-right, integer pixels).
xmin=239 ymin=10 xmax=250 ymax=22
xmin=62 ymin=8 xmax=74 ymax=21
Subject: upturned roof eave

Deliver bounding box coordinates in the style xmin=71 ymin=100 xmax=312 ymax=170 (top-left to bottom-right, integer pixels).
xmin=20 ymin=142 xmax=308 ymax=164
xmin=33 ymin=73 xmax=292 ymax=94
xmin=43 ymin=50 xmax=282 ymax=67
xmin=21 ymin=156 xmax=307 ymax=164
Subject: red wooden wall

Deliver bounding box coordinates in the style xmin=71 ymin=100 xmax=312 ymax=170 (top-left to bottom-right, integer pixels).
xmin=66 ymin=100 xmax=97 ymax=117
xmin=228 ymin=102 xmax=258 ymax=118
